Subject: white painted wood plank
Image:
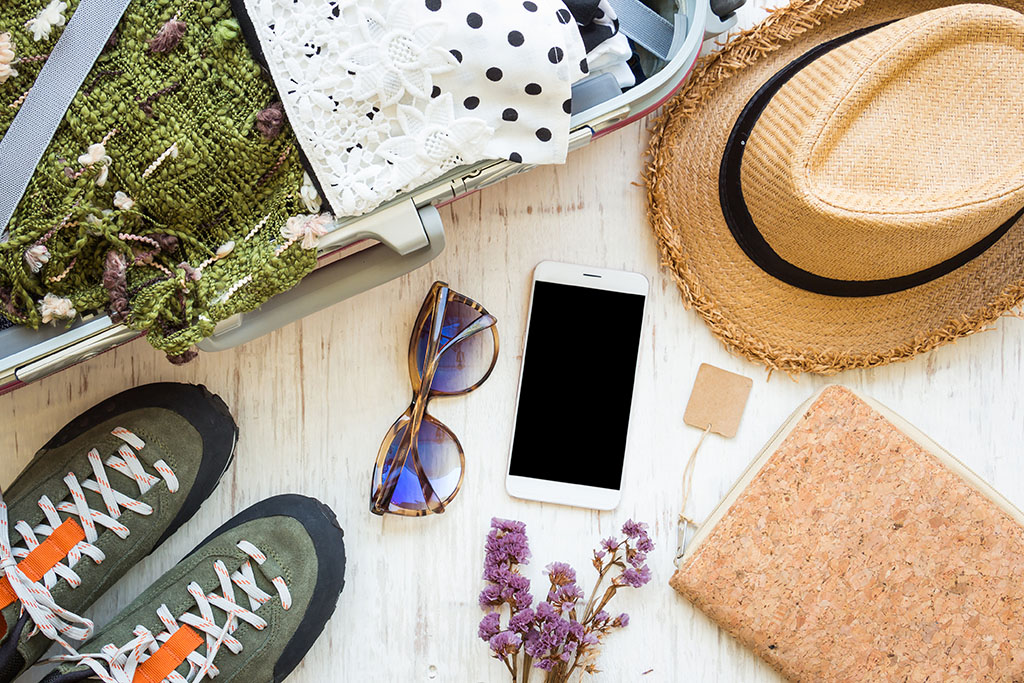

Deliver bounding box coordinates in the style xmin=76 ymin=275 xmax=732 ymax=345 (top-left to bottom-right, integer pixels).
xmin=5 ymin=2 xmax=1022 ymax=681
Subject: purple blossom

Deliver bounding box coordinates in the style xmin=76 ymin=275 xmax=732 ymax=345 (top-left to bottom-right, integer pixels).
xmin=593 ymin=610 xmax=609 ymax=625
xmin=613 ymin=613 xmax=629 ymax=628
xmin=484 ymin=522 xmax=531 ymax=566
xmin=600 ymin=537 xmax=618 ymax=553
xmin=635 ymin=535 xmax=654 ymax=554
xmin=508 ymin=608 xmax=535 ymax=633
xmin=534 ymin=658 xmax=555 ymax=671
xmin=479 ymin=584 xmax=503 ymax=608
xmin=489 ymin=630 xmax=522 ymax=657
xmin=621 ymin=519 xmax=647 ymax=539
xmin=547 ymin=583 xmax=585 ymax=613
xmin=627 ymin=550 xmax=647 ymax=569
xmin=620 ymin=565 xmax=652 ymax=588
xmin=478 ymin=612 xmax=501 ymax=642
xmin=545 ymin=562 xmax=576 ymax=586
xmin=492 ymin=518 xmax=526 ymax=534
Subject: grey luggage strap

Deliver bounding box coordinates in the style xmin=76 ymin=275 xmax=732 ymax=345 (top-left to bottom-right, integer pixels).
xmin=604 ymin=0 xmax=676 ymax=61
xmin=0 ymin=0 xmax=131 ymax=237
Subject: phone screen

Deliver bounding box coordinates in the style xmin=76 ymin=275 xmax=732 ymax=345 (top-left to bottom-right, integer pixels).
xmin=509 ymin=280 xmax=645 ymax=490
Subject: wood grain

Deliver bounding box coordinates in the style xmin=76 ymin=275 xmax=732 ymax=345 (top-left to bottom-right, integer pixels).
xmin=5 ymin=2 xmax=1023 ymax=680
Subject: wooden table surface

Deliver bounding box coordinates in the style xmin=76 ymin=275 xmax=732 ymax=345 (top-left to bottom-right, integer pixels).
xmin=6 ymin=2 xmax=1024 ymax=681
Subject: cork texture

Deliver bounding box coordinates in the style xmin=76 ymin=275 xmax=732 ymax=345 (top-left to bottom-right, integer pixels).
xmin=671 ymin=386 xmax=1024 ymax=681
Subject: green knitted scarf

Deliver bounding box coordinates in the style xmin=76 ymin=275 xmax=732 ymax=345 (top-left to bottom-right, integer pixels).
xmin=0 ymin=0 xmax=317 ymax=362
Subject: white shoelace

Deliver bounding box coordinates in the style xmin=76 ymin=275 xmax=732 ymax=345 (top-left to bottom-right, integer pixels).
xmin=50 ymin=541 xmax=292 ymax=683
xmin=0 ymin=428 xmax=178 ymax=651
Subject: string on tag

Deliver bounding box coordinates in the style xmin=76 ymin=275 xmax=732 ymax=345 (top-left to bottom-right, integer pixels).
xmin=675 ymin=424 xmax=711 ymax=566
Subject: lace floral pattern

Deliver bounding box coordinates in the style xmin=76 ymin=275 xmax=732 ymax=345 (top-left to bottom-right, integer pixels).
xmin=242 ymin=0 xmax=586 ymax=218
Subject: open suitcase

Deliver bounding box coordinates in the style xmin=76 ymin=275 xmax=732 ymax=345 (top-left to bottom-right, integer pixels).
xmin=0 ymin=0 xmax=742 ymax=393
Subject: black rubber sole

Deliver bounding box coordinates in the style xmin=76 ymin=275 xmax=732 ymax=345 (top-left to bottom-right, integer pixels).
xmin=187 ymin=494 xmax=347 ymax=682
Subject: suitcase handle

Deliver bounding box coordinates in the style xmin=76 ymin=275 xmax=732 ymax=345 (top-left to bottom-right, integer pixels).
xmin=196 ymin=201 xmax=446 ymax=352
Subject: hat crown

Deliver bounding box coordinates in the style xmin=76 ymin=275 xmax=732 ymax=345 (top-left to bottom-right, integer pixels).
xmin=742 ymin=4 xmax=1024 ymax=282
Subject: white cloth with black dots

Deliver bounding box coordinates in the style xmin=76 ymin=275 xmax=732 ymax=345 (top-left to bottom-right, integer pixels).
xmin=242 ymin=0 xmax=587 ymax=218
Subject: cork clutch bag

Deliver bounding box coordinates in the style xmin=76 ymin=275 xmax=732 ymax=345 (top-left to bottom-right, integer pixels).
xmin=672 ymin=385 xmax=1024 ymax=681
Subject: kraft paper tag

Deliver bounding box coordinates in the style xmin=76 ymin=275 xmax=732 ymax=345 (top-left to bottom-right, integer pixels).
xmin=683 ymin=363 xmax=752 ymax=439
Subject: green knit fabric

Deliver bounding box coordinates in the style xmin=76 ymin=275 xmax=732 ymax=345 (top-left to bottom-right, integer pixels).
xmin=0 ymin=0 xmax=316 ymax=359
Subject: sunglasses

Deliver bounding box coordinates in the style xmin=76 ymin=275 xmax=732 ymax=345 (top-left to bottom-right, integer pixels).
xmin=370 ymin=282 xmax=499 ymax=516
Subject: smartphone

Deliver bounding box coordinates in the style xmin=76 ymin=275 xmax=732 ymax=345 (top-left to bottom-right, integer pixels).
xmin=505 ymin=261 xmax=649 ymax=510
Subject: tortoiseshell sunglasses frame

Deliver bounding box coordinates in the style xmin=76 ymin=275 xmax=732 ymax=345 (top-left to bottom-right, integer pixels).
xmin=370 ymin=281 xmax=499 ymax=516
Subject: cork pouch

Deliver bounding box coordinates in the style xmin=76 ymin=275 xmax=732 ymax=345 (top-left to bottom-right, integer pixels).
xmin=672 ymin=385 xmax=1024 ymax=681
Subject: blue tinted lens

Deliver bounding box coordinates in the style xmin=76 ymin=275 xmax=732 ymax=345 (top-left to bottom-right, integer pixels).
xmin=416 ymin=301 xmax=495 ymax=393
xmin=375 ymin=418 xmax=462 ymax=513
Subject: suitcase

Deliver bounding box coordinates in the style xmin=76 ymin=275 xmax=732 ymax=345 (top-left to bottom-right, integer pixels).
xmin=0 ymin=0 xmax=741 ymax=392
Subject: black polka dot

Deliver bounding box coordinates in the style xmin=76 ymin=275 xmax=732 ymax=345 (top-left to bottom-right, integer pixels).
xmin=580 ymin=59 xmax=589 ymax=74
xmin=502 ymin=108 xmax=519 ymax=122
xmin=562 ymin=98 xmax=573 ymax=114
xmin=466 ymin=12 xmax=483 ymax=28
xmin=536 ymin=128 xmax=552 ymax=142
xmin=508 ymin=30 xmax=524 ymax=47
xmin=556 ymin=8 xmax=572 ymax=23
xmin=486 ymin=67 xmax=503 ymax=81
xmin=509 ymin=152 xmax=523 ymax=163
xmin=464 ymin=96 xmax=480 ymax=110
xmin=595 ymin=8 xmax=605 ymax=19
xmin=431 ymin=85 xmax=441 ymax=98
xmin=450 ymin=49 xmax=463 ymax=63
xmin=525 ymin=82 xmax=542 ymax=95
xmin=547 ymin=47 xmax=564 ymax=64
xmin=425 ymin=0 xmax=441 ymax=10
xmin=523 ymin=1 xmax=537 ymax=10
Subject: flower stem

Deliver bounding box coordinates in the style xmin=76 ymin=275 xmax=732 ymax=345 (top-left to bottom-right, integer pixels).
xmin=582 ymin=549 xmax=618 ymax=623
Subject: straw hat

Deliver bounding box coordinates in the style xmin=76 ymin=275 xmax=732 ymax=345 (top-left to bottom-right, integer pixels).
xmin=646 ymin=0 xmax=1024 ymax=374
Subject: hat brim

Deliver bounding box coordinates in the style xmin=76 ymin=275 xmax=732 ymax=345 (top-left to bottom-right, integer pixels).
xmin=646 ymin=0 xmax=1024 ymax=375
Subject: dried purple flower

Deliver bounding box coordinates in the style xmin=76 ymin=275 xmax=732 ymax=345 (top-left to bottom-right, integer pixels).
xmin=478 ymin=612 xmax=501 ymax=642
xmin=548 ymin=583 xmax=585 ymax=613
xmin=545 ymin=562 xmax=576 ymax=586
xmin=479 ymin=584 xmax=503 ymax=608
xmin=600 ymin=537 xmax=618 ymax=553
xmin=613 ymin=613 xmax=629 ymax=628
xmin=489 ymin=630 xmax=522 ymax=657
xmin=627 ymin=550 xmax=647 ymax=569
xmin=492 ymin=518 xmax=527 ymax=533
xmin=621 ymin=519 xmax=647 ymax=539
xmin=636 ymin=535 xmax=655 ymax=554
xmin=485 ymin=522 xmax=531 ymax=565
xmin=620 ymin=565 xmax=652 ymax=588
xmin=508 ymin=608 xmax=535 ymax=633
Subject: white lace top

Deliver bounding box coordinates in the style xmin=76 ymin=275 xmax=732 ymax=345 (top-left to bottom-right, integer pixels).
xmin=242 ymin=0 xmax=587 ymax=218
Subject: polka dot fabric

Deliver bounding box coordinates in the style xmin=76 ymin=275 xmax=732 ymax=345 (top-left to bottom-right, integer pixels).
xmin=240 ymin=0 xmax=586 ymax=219
xmin=419 ymin=0 xmax=586 ymax=165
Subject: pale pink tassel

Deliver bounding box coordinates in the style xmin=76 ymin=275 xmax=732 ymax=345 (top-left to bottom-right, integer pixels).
xmin=256 ymin=101 xmax=286 ymax=140
xmin=167 ymin=348 xmax=198 ymax=365
xmin=149 ymin=19 xmax=186 ymax=54
xmin=103 ymin=249 xmax=129 ymax=323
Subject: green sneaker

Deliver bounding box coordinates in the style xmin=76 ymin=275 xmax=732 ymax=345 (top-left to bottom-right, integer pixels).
xmin=0 ymin=383 xmax=238 ymax=682
xmin=41 ymin=495 xmax=346 ymax=683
